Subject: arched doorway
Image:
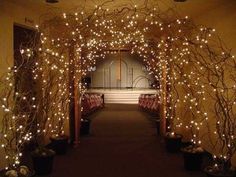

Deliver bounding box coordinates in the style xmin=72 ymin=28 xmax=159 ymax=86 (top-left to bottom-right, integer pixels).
xmin=11 ymin=1 xmax=234 ymax=159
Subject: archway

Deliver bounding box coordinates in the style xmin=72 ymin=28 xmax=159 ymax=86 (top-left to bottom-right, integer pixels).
xmin=1 ymin=0 xmax=236 ymax=170
xmin=28 ymin=0 xmax=236 ymax=150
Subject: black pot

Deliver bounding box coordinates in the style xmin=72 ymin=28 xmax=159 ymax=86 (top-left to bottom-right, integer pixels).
xmin=165 ymin=134 xmax=182 ymax=153
xmin=182 ymin=150 xmax=203 ymax=171
xmin=50 ymin=135 xmax=68 ymax=155
xmin=155 ymin=119 xmax=161 ymax=136
xmin=31 ymin=150 xmax=55 ymax=175
xmin=204 ymin=166 xmax=236 ymax=177
xmin=80 ymin=119 xmax=91 ymax=135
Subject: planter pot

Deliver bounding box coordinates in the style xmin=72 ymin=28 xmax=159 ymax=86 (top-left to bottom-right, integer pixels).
xmin=165 ymin=134 xmax=182 ymax=153
xmin=50 ymin=135 xmax=69 ymax=155
xmin=80 ymin=118 xmax=91 ymax=135
xmin=155 ymin=119 xmax=160 ymax=136
xmin=31 ymin=149 xmax=55 ymax=175
xmin=204 ymin=166 xmax=236 ymax=177
xmin=182 ymin=150 xmax=203 ymax=171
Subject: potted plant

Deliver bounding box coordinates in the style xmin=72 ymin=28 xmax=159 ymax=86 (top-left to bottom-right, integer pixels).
xmin=182 ymin=27 xmax=236 ymax=176
xmin=30 ymin=82 xmax=56 ymax=176
xmin=80 ymin=118 xmax=91 ymax=135
xmin=178 ymin=73 xmax=207 ymax=171
xmin=48 ymin=93 xmax=69 ymax=155
xmin=30 ymin=147 xmax=55 ymax=175
xmin=202 ymin=82 xmax=236 ymax=177
xmin=165 ymin=132 xmax=183 ymax=153
xmin=181 ymin=145 xmax=204 ymax=171
xmin=204 ymin=157 xmax=236 ymax=177
xmin=202 ymin=78 xmax=236 ymax=177
xmin=164 ymin=68 xmax=183 ymax=153
xmin=49 ymin=134 xmax=68 ymax=155
xmin=0 ymin=62 xmax=36 ymax=176
xmin=155 ymin=119 xmax=161 ymax=136
xmin=29 ymin=40 xmax=66 ymax=174
xmin=180 ymin=110 xmax=205 ymax=171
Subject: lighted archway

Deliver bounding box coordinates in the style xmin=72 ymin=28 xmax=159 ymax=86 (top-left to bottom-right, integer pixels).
xmin=37 ymin=2 xmax=190 ymax=143
xmin=1 ymin=0 xmax=236 ymax=170
xmin=28 ymin=0 xmax=236 ymax=157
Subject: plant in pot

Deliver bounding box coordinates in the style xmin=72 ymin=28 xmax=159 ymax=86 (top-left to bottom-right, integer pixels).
xmin=164 ymin=102 xmax=183 ymax=153
xmin=163 ymin=45 xmax=206 ymax=155
xmin=29 ymin=42 xmax=68 ymax=175
xmin=180 ymin=107 xmax=205 ymax=171
xmin=48 ymin=71 xmax=70 ymax=155
xmin=201 ymin=63 xmax=236 ymax=177
xmin=0 ymin=61 xmax=37 ymax=177
xmin=181 ymin=27 xmax=236 ymax=176
xmin=36 ymin=20 xmax=79 ymax=156
xmin=181 ymin=144 xmax=205 ymax=171
xmin=30 ymin=146 xmax=55 ymax=176
xmin=165 ymin=131 xmax=183 ymax=153
xmin=181 ymin=106 xmax=205 ymax=171
xmin=29 ymin=87 xmax=56 ymax=175
xmin=163 ymin=59 xmax=183 ymax=153
xmin=178 ymin=73 xmax=207 ymax=171
xmin=80 ymin=117 xmax=91 ymax=135
xmin=49 ymin=134 xmax=69 ymax=155
xmin=29 ymin=20 xmax=86 ymax=171
xmin=164 ymin=101 xmax=182 ymax=153
xmin=30 ymin=66 xmax=57 ymax=175
xmin=49 ymin=97 xmax=69 ymax=155
xmin=180 ymin=103 xmax=205 ymax=171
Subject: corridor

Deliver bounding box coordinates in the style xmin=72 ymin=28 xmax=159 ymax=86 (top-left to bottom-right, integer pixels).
xmin=49 ymin=104 xmax=205 ymax=177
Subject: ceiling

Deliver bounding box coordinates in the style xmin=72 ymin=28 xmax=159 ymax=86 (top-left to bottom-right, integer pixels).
xmin=5 ymin=0 xmax=236 ymax=19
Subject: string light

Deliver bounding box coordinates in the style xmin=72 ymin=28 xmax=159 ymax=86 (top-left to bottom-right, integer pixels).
xmin=0 ymin=1 xmax=235 ymax=172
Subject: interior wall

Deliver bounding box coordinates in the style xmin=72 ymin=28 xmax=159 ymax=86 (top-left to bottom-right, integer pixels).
xmin=189 ymin=2 xmax=236 ymax=53
xmin=90 ymin=53 xmax=154 ymax=89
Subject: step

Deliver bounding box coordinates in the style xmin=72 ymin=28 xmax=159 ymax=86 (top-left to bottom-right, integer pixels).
xmin=86 ymin=89 xmax=158 ymax=104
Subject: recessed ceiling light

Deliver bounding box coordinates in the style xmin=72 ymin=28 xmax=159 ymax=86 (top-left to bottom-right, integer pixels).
xmin=174 ymin=0 xmax=187 ymax=2
xmin=46 ymin=0 xmax=59 ymax=3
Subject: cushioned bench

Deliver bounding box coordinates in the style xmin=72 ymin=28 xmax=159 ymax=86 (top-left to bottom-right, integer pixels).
xmin=81 ymin=93 xmax=104 ymax=116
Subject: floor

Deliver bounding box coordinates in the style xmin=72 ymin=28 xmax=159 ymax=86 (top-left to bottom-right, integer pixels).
xmin=43 ymin=104 xmax=205 ymax=177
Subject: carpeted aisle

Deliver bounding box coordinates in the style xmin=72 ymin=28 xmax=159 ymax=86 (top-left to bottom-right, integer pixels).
xmin=51 ymin=104 xmax=205 ymax=177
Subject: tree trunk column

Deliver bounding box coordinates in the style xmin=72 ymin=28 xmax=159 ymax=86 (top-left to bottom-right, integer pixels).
xmin=69 ymin=43 xmax=81 ymax=147
xmin=160 ymin=61 xmax=167 ymax=136
xmin=73 ymin=75 xmax=81 ymax=147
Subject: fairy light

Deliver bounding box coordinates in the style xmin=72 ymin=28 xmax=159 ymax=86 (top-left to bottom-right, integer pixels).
xmin=0 ymin=1 xmax=235 ymax=172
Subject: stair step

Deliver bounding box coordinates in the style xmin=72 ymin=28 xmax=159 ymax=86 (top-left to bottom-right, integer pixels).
xmin=86 ymin=89 xmax=158 ymax=104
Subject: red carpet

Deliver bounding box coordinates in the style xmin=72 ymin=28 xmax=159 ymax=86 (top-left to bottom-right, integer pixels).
xmin=43 ymin=104 xmax=205 ymax=177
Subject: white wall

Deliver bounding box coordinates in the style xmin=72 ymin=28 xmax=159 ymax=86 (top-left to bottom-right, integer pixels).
xmin=90 ymin=53 xmax=154 ymax=89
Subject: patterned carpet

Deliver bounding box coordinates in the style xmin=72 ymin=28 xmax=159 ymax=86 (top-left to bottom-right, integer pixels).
xmin=41 ymin=104 xmax=205 ymax=177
